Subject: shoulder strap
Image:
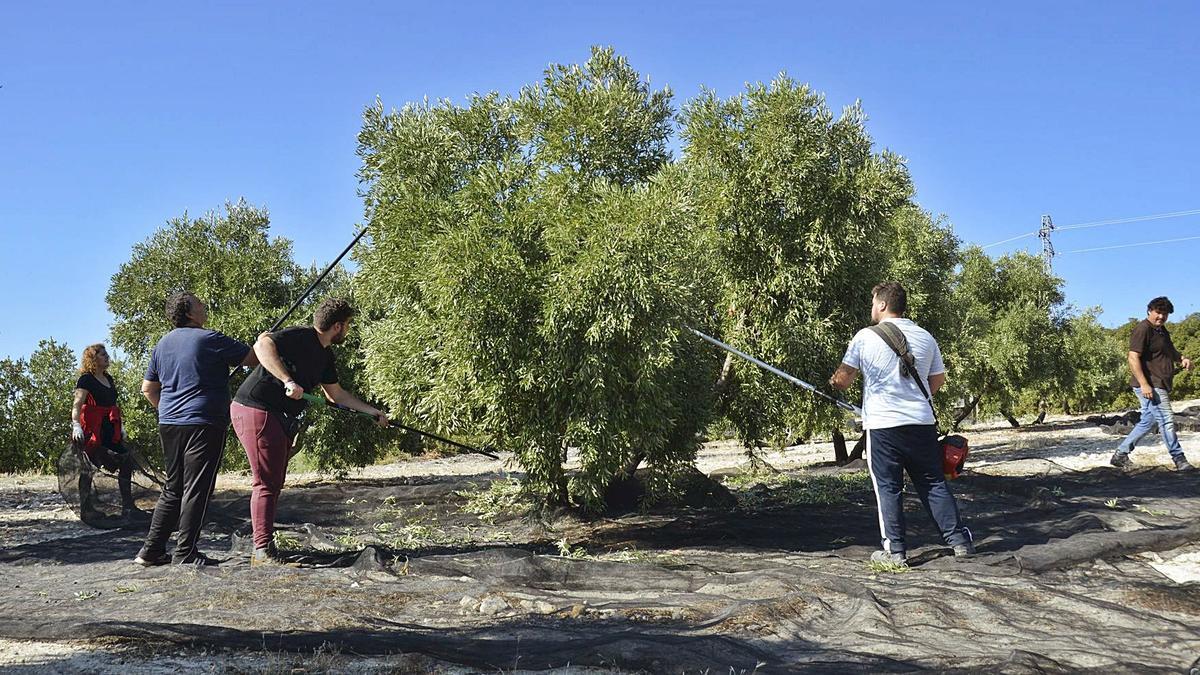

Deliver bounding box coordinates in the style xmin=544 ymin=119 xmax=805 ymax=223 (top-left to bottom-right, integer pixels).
xmin=869 ymin=323 xmax=938 ymax=425
xmin=868 ymin=323 xmax=918 ymax=379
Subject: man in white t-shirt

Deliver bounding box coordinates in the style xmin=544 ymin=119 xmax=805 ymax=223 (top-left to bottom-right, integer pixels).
xmin=829 ymin=281 xmax=973 ymax=566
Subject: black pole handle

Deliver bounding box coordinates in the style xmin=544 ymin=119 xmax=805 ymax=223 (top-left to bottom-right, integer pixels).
xmin=269 ymin=228 xmax=369 ymax=332
xmin=302 ymin=393 xmax=499 ymax=460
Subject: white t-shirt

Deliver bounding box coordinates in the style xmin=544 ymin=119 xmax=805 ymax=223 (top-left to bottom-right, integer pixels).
xmin=841 ymin=318 xmax=945 ymax=430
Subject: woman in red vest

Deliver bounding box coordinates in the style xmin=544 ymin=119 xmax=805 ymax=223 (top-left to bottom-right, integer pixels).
xmin=70 ymin=343 xmax=141 ymax=517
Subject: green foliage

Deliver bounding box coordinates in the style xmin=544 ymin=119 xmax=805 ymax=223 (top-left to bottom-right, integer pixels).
xmin=0 ymin=340 xmax=76 ymax=472
xmin=107 ymin=199 xmax=303 ymax=362
xmin=878 ymin=206 xmax=961 ymax=421
xmin=879 ymin=206 xmax=961 ymax=341
xmin=865 ymin=559 xmax=911 ymax=574
xmin=456 ymin=478 xmax=531 ymax=524
xmin=356 ymin=48 xmax=719 ymax=511
xmin=945 ymin=247 xmax=1068 ymax=420
xmin=1036 ymin=309 xmax=1127 ymax=413
xmin=108 ymin=356 xmax=160 ymax=464
xmin=1167 ymin=312 xmax=1200 ymax=399
xmin=722 ymin=469 xmax=870 ymax=509
xmin=681 ymin=75 xmax=914 ymax=445
xmin=516 ymin=46 xmax=673 ymax=186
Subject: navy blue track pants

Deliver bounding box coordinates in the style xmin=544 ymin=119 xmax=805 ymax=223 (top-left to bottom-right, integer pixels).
xmin=866 ymin=424 xmax=971 ymax=554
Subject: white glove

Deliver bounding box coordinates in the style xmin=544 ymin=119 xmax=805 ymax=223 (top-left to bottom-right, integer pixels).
xmin=71 ymin=421 xmax=84 ymax=442
xmin=284 ymin=380 xmax=304 ymax=400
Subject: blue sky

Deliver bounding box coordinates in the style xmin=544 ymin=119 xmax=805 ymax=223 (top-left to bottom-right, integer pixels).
xmin=2 ymin=2 xmax=1197 ymax=361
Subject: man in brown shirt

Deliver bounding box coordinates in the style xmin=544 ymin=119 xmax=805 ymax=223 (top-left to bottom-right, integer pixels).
xmin=1111 ymin=296 xmax=1194 ymax=471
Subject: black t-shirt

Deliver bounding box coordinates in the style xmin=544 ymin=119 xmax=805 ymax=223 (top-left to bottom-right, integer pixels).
xmin=75 ymin=373 xmax=119 ymax=407
xmin=234 ymin=327 xmax=338 ymax=416
xmin=1129 ymin=319 xmax=1181 ymax=392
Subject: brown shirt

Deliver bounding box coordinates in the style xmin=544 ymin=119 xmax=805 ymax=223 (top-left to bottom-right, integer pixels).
xmin=1129 ymin=319 xmax=1181 ymax=392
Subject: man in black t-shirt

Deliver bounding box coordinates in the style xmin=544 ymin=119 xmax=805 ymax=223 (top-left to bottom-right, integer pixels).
xmin=1111 ymin=296 xmax=1194 ymax=471
xmin=231 ymin=298 xmax=388 ymax=565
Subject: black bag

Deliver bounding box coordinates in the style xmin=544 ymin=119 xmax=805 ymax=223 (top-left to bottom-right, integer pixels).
xmin=274 ymin=410 xmax=303 ymax=439
xmin=869 ymin=322 xmax=969 ymax=479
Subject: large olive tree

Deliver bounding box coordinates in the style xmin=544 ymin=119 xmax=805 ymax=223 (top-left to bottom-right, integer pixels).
xmin=355 ymin=48 xmax=720 ymax=510
xmin=681 ymin=76 xmax=915 ymax=451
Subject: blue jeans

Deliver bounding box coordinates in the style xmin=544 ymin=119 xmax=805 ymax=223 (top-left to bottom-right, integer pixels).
xmin=1117 ymin=387 xmax=1185 ymax=460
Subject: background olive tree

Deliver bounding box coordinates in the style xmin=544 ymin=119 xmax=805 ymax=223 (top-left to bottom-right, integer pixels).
xmin=0 ymin=340 xmax=76 ymax=472
xmin=106 ymin=199 xmax=391 ymax=469
xmin=1025 ymin=309 xmax=1127 ymax=416
xmin=944 ymin=248 xmax=1069 ymax=428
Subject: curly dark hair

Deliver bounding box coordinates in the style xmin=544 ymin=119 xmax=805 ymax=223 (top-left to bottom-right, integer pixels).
xmin=166 ymin=291 xmax=196 ymax=328
xmin=313 ymin=297 xmax=355 ymax=331
xmin=1147 ymin=296 xmax=1174 ymax=314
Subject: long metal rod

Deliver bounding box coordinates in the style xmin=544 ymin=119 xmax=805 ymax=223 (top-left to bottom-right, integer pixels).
xmin=686 ymin=326 xmax=862 ymax=415
xmin=303 ymin=394 xmax=499 ymax=460
xmin=269 ymin=228 xmax=369 ymax=331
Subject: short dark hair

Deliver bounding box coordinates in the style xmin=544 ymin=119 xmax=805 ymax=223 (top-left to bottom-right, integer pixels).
xmin=1147 ymin=296 xmax=1174 ymax=314
xmin=871 ymin=281 xmax=907 ymax=315
xmin=166 ymin=291 xmax=195 ymax=328
xmin=314 ymin=298 xmax=354 ymax=331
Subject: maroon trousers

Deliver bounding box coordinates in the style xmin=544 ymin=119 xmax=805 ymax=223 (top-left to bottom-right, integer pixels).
xmin=230 ymin=402 xmax=291 ymax=550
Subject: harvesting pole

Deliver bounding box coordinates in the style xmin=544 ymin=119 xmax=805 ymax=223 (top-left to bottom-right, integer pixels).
xmin=301 ymin=393 xmax=499 ymax=460
xmin=685 ymin=326 xmax=862 ymax=416
xmin=269 ymin=227 xmax=369 ymax=332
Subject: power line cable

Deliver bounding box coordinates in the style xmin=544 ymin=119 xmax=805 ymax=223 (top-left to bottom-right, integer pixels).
xmin=1060 ymin=235 xmax=1200 ymax=255
xmin=1060 ymin=207 xmax=1200 ymax=230
xmin=981 ymin=230 xmax=1037 ymax=249
xmin=980 ymin=207 xmax=1200 ymax=249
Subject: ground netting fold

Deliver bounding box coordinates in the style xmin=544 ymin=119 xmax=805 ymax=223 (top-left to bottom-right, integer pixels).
xmin=6 ymin=451 xmax=1200 ymax=671
xmin=1088 ymin=404 xmax=1200 ymax=436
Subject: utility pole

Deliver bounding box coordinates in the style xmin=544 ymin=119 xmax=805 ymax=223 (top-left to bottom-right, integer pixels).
xmin=1039 ymin=214 xmax=1055 ymax=269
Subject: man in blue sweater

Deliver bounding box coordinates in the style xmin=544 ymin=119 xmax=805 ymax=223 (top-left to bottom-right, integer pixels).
xmin=135 ymin=291 xmax=257 ymax=566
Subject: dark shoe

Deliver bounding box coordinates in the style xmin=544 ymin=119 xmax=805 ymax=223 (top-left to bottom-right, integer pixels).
xmin=870 ymin=549 xmax=907 ymax=566
xmin=133 ymin=550 xmax=170 ymax=567
xmin=122 ymin=505 xmax=150 ymax=520
xmin=953 ymin=541 xmax=976 ymax=558
xmin=251 ymin=544 xmax=291 ymax=567
xmin=1110 ymin=452 xmax=1133 ymax=469
xmin=174 ymin=552 xmax=219 ymax=567
xmin=1174 ymin=457 xmax=1195 ymax=472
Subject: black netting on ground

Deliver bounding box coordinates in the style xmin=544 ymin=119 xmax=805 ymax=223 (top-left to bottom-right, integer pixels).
xmin=56 ymin=444 xmax=163 ymax=529
xmin=5 ymin=445 xmax=1200 ymax=671
xmin=1089 ymin=405 xmax=1200 ymax=436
